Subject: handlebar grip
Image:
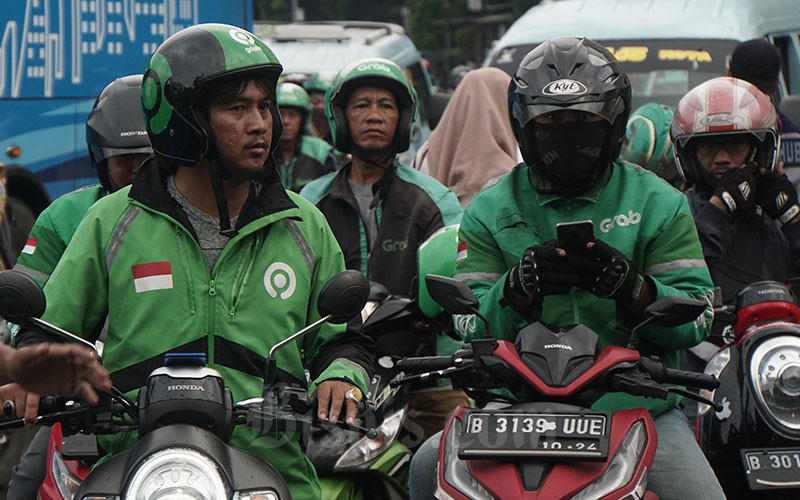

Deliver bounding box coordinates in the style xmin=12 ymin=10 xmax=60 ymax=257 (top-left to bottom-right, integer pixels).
xmin=396 ymin=355 xmax=453 ymax=373
xmin=662 ymin=368 xmax=720 ymax=390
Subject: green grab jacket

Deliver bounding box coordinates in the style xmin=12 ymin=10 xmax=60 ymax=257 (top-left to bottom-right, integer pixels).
xmin=277 ymin=135 xmax=339 ymax=193
xmin=14 ymin=184 xmax=105 ymax=286
xmin=454 ymin=162 xmax=714 ymax=417
xmin=16 ymin=163 xmax=373 ymax=500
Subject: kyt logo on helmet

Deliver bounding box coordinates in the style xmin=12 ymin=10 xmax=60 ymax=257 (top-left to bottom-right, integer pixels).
xmin=542 ymin=79 xmax=588 ymax=96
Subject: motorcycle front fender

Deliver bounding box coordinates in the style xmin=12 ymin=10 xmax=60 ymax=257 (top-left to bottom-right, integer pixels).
xmin=74 ymin=424 xmax=292 ymax=499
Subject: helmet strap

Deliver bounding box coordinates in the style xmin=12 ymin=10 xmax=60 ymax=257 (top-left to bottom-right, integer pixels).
xmin=209 ymin=149 xmax=239 ymax=238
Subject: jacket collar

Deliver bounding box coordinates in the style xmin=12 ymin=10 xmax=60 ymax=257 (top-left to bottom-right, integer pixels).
xmin=531 ymin=164 xmax=613 ymax=206
xmin=129 ymin=157 xmax=298 ymax=235
xmin=329 ymin=161 xmax=397 ymax=209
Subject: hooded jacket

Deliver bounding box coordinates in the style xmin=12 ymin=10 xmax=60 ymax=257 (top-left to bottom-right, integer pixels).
xmin=15 ymin=160 xmax=373 ymax=500
xmin=455 ymin=162 xmax=714 ymax=417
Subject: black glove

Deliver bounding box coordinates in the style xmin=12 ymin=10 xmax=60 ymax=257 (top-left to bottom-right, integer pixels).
xmin=713 ymin=163 xmax=757 ymax=215
xmin=567 ymin=240 xmax=646 ymax=303
xmin=508 ymin=240 xmax=580 ymax=298
xmin=756 ymin=169 xmax=800 ymax=225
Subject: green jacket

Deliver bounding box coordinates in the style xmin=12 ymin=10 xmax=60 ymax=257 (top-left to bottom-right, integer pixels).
xmin=455 ymin=162 xmax=714 ymax=417
xmin=18 ymin=163 xmax=372 ymax=500
xmin=14 ymin=184 xmax=105 ymax=286
xmin=278 ymin=135 xmax=338 ymax=192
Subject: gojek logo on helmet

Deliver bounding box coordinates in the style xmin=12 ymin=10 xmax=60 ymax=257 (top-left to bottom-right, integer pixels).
xmin=264 ymin=263 xmax=296 ymax=300
xmin=599 ymin=210 xmax=641 ymax=233
xmin=356 ymin=62 xmax=393 ymax=74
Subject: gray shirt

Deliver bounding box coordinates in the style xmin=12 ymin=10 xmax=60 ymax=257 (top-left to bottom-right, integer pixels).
xmin=167 ymin=175 xmax=237 ymax=272
xmin=348 ymin=178 xmax=378 ymax=247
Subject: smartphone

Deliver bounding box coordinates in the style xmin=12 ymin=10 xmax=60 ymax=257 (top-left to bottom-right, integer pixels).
xmin=556 ymin=220 xmax=595 ymax=252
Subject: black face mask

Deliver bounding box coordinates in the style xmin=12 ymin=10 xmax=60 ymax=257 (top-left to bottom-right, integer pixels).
xmin=532 ymin=121 xmax=608 ymax=192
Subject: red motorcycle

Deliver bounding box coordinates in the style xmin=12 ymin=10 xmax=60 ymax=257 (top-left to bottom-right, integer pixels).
xmin=391 ymin=276 xmax=720 ymax=500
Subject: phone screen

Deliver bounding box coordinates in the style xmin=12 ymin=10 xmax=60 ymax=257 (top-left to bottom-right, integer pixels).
xmin=556 ymin=220 xmax=595 ymax=251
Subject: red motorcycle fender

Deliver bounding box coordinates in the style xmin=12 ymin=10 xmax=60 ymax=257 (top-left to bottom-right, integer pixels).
xmin=38 ymin=423 xmax=91 ymax=500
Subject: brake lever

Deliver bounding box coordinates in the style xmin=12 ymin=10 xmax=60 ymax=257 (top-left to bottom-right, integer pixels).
xmin=390 ymin=365 xmax=471 ymax=388
xmin=667 ymin=387 xmax=724 ymax=412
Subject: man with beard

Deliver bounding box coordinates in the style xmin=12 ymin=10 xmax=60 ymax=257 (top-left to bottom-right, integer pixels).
xmin=408 ymin=36 xmax=724 ymax=500
xmin=12 ymin=24 xmax=373 ymax=500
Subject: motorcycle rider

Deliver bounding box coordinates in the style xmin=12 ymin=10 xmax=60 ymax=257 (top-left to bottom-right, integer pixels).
xmin=13 ymin=24 xmax=373 ymax=500
xmin=276 ymin=82 xmax=338 ymax=192
xmin=303 ymin=70 xmax=337 ymax=144
xmin=672 ymin=76 xmax=800 ymax=307
xmin=620 ymin=102 xmax=682 ymax=189
xmin=409 ymin=36 xmax=725 ymax=500
xmin=300 ymin=58 xmax=465 ymax=441
xmin=14 ymin=74 xmax=152 ymax=288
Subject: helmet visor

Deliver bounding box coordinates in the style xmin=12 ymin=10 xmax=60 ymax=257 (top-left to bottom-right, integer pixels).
xmin=512 ymin=98 xmax=626 ymax=129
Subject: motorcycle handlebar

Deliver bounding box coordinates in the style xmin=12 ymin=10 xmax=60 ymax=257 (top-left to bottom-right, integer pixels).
xmin=395 ymin=355 xmax=454 ymax=373
xmin=639 ymin=357 xmax=719 ymax=390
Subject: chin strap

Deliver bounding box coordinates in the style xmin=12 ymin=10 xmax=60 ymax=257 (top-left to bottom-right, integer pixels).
xmin=208 ymin=148 xmax=240 ymax=238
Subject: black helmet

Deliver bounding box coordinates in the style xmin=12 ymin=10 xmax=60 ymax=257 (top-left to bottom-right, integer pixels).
xmin=508 ymin=37 xmax=631 ymax=193
xmin=86 ymin=74 xmax=152 ymax=191
xmin=142 ymin=23 xmax=283 ymax=168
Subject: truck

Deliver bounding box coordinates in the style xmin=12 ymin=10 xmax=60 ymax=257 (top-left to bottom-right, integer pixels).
xmin=0 ymin=0 xmax=254 ymax=251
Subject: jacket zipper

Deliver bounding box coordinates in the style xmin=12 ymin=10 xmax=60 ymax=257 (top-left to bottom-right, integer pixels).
xmin=229 ymin=234 xmax=260 ymax=319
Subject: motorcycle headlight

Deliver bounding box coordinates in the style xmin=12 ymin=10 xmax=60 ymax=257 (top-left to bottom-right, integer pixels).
xmin=436 ymin=417 xmax=496 ymax=500
xmin=335 ymin=409 xmax=406 ymax=469
xmin=52 ymin=449 xmax=82 ymax=500
xmin=124 ymin=448 xmax=229 ymax=500
xmin=750 ymin=335 xmax=800 ymax=433
xmin=571 ymin=419 xmax=648 ymax=500
xmin=698 ymin=346 xmax=731 ymax=417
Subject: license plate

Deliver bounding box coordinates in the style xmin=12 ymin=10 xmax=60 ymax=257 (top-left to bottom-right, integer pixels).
xmin=458 ymin=410 xmax=609 ymax=460
xmin=742 ymin=448 xmax=800 ymax=490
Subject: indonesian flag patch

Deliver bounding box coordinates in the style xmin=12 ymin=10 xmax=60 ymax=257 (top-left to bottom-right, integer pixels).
xmin=21 ymin=238 xmax=36 ymax=255
xmin=131 ymin=261 xmax=173 ymax=293
xmin=457 ymin=240 xmax=468 ymax=261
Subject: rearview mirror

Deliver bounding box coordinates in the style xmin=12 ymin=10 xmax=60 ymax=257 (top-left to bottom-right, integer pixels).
xmin=644 ymin=296 xmax=707 ymax=327
xmin=317 ymin=270 xmax=370 ymax=324
xmin=0 ymin=269 xmax=45 ymax=323
xmin=424 ymin=275 xmax=478 ymax=315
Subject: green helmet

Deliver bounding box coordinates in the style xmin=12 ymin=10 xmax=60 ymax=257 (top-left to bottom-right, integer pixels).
xmin=277 ymin=82 xmax=313 ymax=133
xmin=142 ymin=23 xmax=283 ymax=167
xmin=417 ymin=225 xmax=459 ymax=318
xmin=620 ymin=103 xmax=680 ymax=187
xmin=325 ymin=57 xmax=418 ymax=155
xmin=303 ymin=70 xmax=337 ymax=94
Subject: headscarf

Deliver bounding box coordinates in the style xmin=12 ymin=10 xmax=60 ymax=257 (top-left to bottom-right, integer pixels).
xmin=414 ymin=67 xmax=518 ymax=207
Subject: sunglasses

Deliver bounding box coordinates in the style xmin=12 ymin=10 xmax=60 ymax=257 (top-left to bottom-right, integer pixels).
xmin=694 ymin=137 xmax=752 ymax=157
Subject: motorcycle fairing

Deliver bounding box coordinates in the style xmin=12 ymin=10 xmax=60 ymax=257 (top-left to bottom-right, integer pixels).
xmin=74 ymin=424 xmax=292 ymax=499
xmin=515 ymin=323 xmax=599 ymax=387
xmin=493 ymin=341 xmax=640 ymax=399
xmin=437 ymin=405 xmax=657 ymax=499
xmin=39 ymin=422 xmax=92 ymax=500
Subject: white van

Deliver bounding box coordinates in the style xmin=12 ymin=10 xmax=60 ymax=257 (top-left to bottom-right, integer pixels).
xmin=485 ymin=0 xmax=800 ymax=165
xmin=254 ymin=21 xmax=445 ymax=162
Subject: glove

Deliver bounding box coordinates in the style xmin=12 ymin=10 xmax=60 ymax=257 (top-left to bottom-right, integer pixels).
xmin=713 ymin=163 xmax=757 ymax=215
xmin=756 ymin=170 xmax=800 ymax=225
xmin=567 ymin=240 xmax=646 ymax=303
xmin=508 ymin=240 xmax=580 ymax=298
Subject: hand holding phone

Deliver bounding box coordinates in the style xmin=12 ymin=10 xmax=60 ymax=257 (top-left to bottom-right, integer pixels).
xmin=556 ymin=220 xmax=595 ymax=253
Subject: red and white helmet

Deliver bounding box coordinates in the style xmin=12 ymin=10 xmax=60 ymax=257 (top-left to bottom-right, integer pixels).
xmin=671 ymin=76 xmax=779 ymax=188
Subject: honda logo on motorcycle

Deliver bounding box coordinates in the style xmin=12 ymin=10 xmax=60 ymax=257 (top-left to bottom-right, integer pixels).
xmin=167 ymin=384 xmax=205 ymax=391
xmin=599 ymin=210 xmax=641 ymax=233
xmin=543 ymin=79 xmax=588 ymax=96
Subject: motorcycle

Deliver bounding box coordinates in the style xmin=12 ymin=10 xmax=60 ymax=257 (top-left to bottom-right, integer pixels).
xmin=308 ymin=282 xmax=417 ymax=500
xmin=0 ymin=268 xmax=372 ymax=500
xmin=391 ymin=275 xmax=721 ymax=500
xmin=697 ymin=280 xmax=800 ymax=499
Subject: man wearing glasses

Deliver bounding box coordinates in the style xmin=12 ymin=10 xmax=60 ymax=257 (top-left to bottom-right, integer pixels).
xmin=672 ymin=76 xmax=800 ymax=307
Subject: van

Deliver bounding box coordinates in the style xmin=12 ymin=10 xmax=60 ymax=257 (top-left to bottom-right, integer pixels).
xmin=254 ymin=21 xmax=445 ymax=162
xmin=484 ymin=0 xmax=800 ymax=166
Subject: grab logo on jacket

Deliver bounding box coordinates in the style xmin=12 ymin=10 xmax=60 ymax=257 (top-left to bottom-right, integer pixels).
xmin=599 ymin=210 xmax=641 ymax=233
xmin=264 ymin=262 xmax=296 ymax=300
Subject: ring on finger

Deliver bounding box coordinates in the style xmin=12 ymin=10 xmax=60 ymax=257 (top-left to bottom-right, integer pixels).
xmin=2 ymin=400 xmax=16 ymax=418
xmin=344 ymin=387 xmax=363 ymax=404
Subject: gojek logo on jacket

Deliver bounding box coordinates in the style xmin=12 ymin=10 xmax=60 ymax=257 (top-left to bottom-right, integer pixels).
xmin=599 ymin=210 xmax=641 ymax=233
xmin=264 ymin=262 xmax=296 ymax=300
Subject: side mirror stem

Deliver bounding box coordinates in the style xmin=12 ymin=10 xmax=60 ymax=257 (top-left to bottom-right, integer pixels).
xmin=28 ymin=317 xmax=98 ymax=354
xmin=471 ymin=308 xmax=493 ymax=339
xmin=627 ymin=316 xmax=654 ymax=350
xmin=263 ymin=313 xmax=334 ymax=390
